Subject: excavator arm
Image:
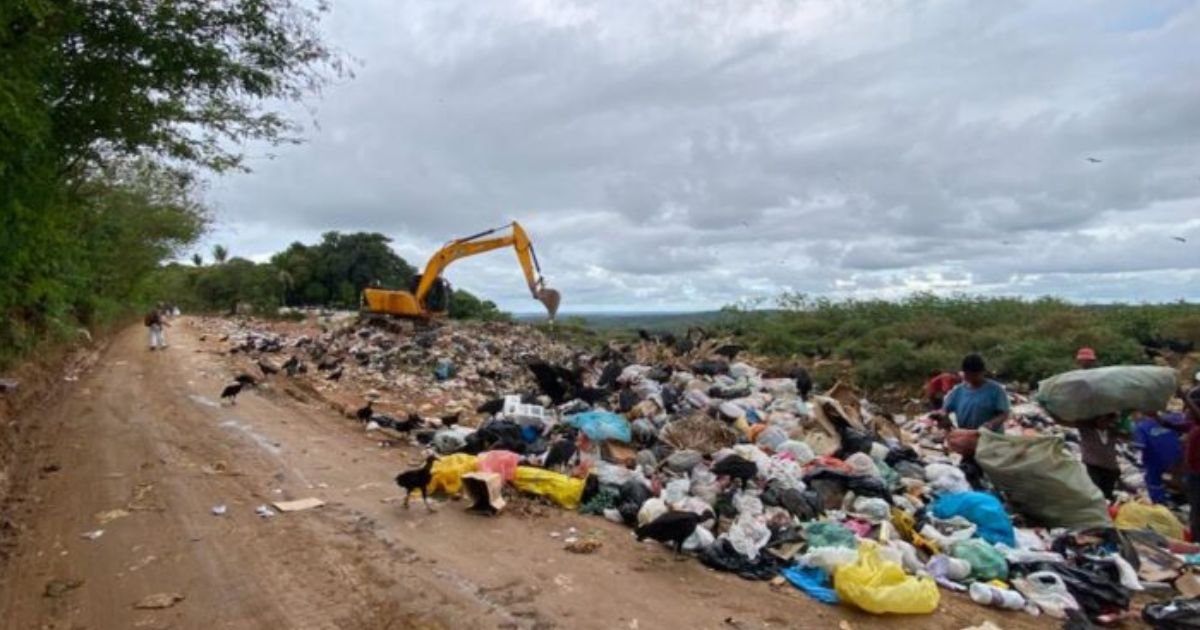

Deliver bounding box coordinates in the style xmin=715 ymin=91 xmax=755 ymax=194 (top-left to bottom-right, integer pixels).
xmin=413 ymin=222 xmax=560 ymax=319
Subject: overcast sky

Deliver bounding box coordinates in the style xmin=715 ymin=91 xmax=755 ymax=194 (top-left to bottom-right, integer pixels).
xmin=202 ymin=0 xmax=1200 ymax=313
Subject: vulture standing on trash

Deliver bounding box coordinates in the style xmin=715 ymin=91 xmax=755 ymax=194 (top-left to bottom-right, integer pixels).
xmin=282 ymin=355 xmax=300 ymax=376
xmin=712 ymin=454 xmax=758 ymax=491
xmin=234 ymin=373 xmax=257 ymax=387
xmin=541 ymin=436 xmax=578 ymax=472
xmin=219 ymin=382 xmax=243 ymax=404
xmin=326 ymin=365 xmax=343 ymax=381
xmin=394 ymin=454 xmax=438 ymax=511
xmin=476 ymin=397 xmax=506 ymax=415
xmin=355 ymin=401 xmax=373 ymax=423
xmin=636 ymin=510 xmax=715 ymax=554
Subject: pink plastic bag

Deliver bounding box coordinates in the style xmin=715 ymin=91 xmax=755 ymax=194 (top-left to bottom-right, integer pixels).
xmin=476 ymin=450 xmax=521 ymax=482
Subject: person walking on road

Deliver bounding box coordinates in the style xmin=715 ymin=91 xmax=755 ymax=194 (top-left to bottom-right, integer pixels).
xmin=145 ymin=305 xmax=169 ymax=351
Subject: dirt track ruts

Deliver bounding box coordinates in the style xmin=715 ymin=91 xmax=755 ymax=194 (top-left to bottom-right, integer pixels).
xmin=0 ymin=318 xmax=1043 ymax=629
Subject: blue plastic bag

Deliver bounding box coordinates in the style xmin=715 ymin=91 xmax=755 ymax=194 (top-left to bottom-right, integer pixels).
xmin=930 ymin=491 xmax=1015 ymax=547
xmin=566 ymin=410 xmax=632 ymax=443
xmin=782 ymin=565 xmax=839 ymax=604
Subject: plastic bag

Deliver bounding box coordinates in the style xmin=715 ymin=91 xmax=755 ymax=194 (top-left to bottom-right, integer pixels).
xmin=727 ymin=515 xmax=771 ymax=560
xmin=637 ymin=497 xmax=668 ymax=527
xmin=852 ymin=497 xmax=890 ymax=523
xmin=682 ymin=524 xmax=715 ymax=551
xmin=952 ymin=539 xmax=1008 ymax=581
xmin=801 ymin=546 xmax=860 ymax=572
xmin=845 ymin=453 xmax=880 ymax=477
xmin=475 ymin=450 xmax=520 ymax=482
xmin=976 ymin=431 xmax=1110 ymax=528
xmin=663 ymin=478 xmax=691 ymax=506
xmin=930 ymin=491 xmax=1016 ymax=547
xmin=776 ymin=440 xmax=816 ymax=465
xmin=924 ymin=463 xmax=971 ymax=494
xmin=1141 ymin=597 xmax=1200 ymax=629
xmin=782 ymin=565 xmax=839 ymax=604
xmin=1115 ymin=502 xmax=1186 ymax=540
xmin=920 ymin=516 xmax=977 ymax=549
xmin=1037 ymin=366 xmax=1177 ymax=424
xmin=512 ymin=466 xmax=585 ymax=509
xmin=567 ymin=410 xmax=632 ymax=443
xmin=426 ymin=453 xmax=478 ymax=495
xmin=834 ymin=543 xmax=940 ymax=614
xmin=805 ymin=522 xmax=859 ymax=549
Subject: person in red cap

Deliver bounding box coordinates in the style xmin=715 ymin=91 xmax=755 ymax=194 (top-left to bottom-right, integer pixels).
xmin=1072 ymin=347 xmax=1121 ymax=500
xmin=1075 ymin=347 xmax=1098 ymax=369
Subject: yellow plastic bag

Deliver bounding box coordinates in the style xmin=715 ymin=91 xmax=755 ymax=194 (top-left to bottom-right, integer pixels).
xmin=513 ymin=466 xmax=585 ymax=510
xmin=426 ymin=454 xmax=478 ymax=496
xmin=834 ymin=542 xmax=940 ymax=615
xmin=1115 ymin=501 xmax=1185 ymax=540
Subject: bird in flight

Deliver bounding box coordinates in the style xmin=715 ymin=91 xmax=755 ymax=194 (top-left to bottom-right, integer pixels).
xmin=1172 ymin=236 xmax=1187 ymax=243
xmin=1086 ymin=157 xmax=1103 ymax=163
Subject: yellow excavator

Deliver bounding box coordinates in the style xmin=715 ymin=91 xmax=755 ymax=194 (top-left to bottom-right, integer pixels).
xmin=361 ymin=221 xmax=561 ymax=321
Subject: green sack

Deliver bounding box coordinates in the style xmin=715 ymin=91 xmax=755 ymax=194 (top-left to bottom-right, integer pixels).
xmin=976 ymin=431 xmax=1111 ymax=529
xmin=1036 ymin=366 xmax=1177 ymax=424
xmin=951 ymin=539 xmax=1007 ymax=581
xmin=806 ymin=522 xmax=859 ymax=549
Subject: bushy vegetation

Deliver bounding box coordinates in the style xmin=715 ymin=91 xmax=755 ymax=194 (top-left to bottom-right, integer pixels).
xmin=1 ymin=0 xmax=341 ymax=368
xmin=716 ymin=293 xmax=1200 ymax=390
xmin=140 ymin=232 xmax=508 ymax=320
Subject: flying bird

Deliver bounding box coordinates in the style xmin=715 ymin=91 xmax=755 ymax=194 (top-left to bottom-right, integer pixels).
xmin=1086 ymin=157 xmax=1103 ymax=163
xmin=1172 ymin=236 xmax=1187 ymax=243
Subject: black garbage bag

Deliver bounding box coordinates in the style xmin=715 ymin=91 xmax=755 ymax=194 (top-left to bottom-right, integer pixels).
xmin=836 ymin=425 xmax=876 ymax=459
xmin=597 ymin=360 xmax=624 ymax=389
xmin=462 ymin=419 xmax=526 ymax=455
xmin=1142 ymin=597 xmax=1200 ymax=629
xmin=804 ymin=468 xmax=892 ymax=503
xmin=884 ymin=446 xmax=922 ymax=467
xmin=618 ymin=387 xmax=639 ymax=413
xmin=691 ymin=360 xmax=729 ymax=376
xmin=645 ymin=366 xmax=672 ymax=382
xmin=1052 ymin=528 xmax=1140 ymax=571
xmin=699 ymin=539 xmax=786 ymax=581
xmin=616 ymin=479 xmax=653 ymax=527
xmin=761 ymin=479 xmax=823 ymax=521
xmin=1032 ymin=561 xmax=1129 ymax=621
xmin=579 ymin=474 xmax=602 ymax=507
xmin=708 ymin=385 xmax=751 ymax=400
xmin=661 ymin=384 xmax=681 ymax=413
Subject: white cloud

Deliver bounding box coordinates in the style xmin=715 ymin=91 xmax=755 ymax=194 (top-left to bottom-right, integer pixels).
xmin=200 ymin=0 xmax=1200 ymax=312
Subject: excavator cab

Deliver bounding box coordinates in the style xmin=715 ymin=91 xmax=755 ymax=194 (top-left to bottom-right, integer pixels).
xmin=362 ymin=222 xmax=560 ymax=321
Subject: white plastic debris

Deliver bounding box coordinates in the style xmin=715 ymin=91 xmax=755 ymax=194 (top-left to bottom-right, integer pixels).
xmin=80 ymin=529 xmax=104 ymax=540
xmin=211 ymin=504 xmax=227 ymax=516
xmin=255 ymin=505 xmax=276 ymax=518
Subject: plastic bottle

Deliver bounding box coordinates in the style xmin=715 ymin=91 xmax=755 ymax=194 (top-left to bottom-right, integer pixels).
xmin=969 ymin=582 xmax=1026 ymax=610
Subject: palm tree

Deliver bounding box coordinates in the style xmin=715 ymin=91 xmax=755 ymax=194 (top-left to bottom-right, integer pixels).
xmin=191 ymin=253 xmax=203 ymax=267
xmin=212 ymin=244 xmax=228 ymax=264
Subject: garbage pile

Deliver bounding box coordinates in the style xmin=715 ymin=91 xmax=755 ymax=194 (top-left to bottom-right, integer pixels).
xmin=404 ymin=335 xmax=1200 ymax=623
xmin=197 ymin=317 xmax=578 ymax=414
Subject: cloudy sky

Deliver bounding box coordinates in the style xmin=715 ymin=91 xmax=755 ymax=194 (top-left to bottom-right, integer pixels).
xmin=202 ymin=0 xmax=1200 ymax=313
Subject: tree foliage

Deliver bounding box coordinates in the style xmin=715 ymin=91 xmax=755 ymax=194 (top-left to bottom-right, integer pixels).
xmin=718 ymin=293 xmax=1200 ymax=390
xmin=0 ymin=0 xmax=341 ymax=367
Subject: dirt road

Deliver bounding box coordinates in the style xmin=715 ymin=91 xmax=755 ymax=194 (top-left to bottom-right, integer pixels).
xmin=0 ymin=320 xmax=1040 ymax=629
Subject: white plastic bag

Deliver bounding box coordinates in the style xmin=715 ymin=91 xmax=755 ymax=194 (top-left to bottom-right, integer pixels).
xmin=663 ymin=478 xmax=691 ymax=506
xmin=925 ymin=463 xmax=971 ymax=494
xmin=726 ymin=515 xmax=771 ymax=560
xmin=801 ymin=546 xmax=859 ymax=571
xmin=637 ymin=498 xmax=668 ymax=527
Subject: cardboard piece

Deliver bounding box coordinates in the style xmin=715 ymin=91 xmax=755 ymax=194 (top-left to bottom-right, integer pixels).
xmin=272 ymin=497 xmax=325 ymax=512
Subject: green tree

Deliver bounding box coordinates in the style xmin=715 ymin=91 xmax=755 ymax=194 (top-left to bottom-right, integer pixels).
xmin=449 ymin=289 xmax=510 ymax=321
xmin=271 ymin=232 xmax=416 ymax=308
xmin=212 ymin=244 xmax=229 ymax=265
xmin=191 ymin=253 xmax=203 ymax=267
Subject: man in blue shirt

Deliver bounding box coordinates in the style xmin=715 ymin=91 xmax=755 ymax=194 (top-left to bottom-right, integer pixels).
xmin=935 ymin=354 xmax=1011 ymax=431
xmin=1133 ymin=411 xmax=1186 ymax=504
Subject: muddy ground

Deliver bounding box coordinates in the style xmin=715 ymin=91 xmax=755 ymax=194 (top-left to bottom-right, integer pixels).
xmin=0 ymin=318 xmax=1045 ymax=629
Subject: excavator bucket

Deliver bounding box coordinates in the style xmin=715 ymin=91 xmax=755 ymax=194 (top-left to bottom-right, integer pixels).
xmin=535 ymin=287 xmax=561 ymax=322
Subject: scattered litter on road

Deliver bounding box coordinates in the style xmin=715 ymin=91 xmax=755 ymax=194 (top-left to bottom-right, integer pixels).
xmin=564 ymin=537 xmax=603 ymax=554
xmin=0 ymin=378 xmax=18 ymax=393
xmin=211 ymin=504 xmax=227 ymax=516
xmin=133 ymin=592 xmax=185 ymax=609
xmin=273 ymin=497 xmax=325 ymax=512
xmin=255 ymin=505 xmax=276 ymax=518
xmin=80 ymin=529 xmax=104 ymax=540
xmin=43 ymin=578 xmax=84 ymax=598
xmin=95 ymin=508 xmax=130 ymax=524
